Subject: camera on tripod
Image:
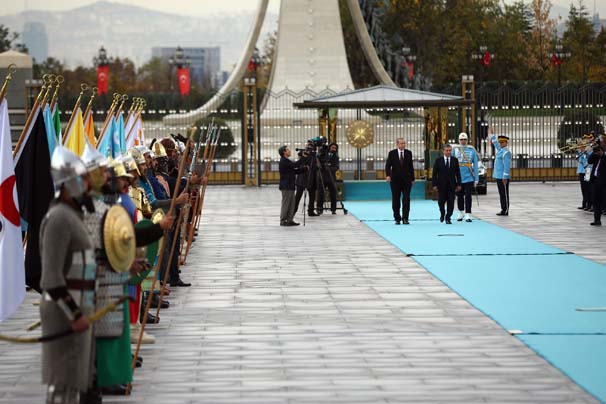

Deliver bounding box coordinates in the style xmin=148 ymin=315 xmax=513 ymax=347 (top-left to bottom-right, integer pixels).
xmin=296 ymin=136 xmax=328 ymax=157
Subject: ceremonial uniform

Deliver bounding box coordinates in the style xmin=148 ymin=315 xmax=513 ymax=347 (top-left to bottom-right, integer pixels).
xmin=577 ymin=149 xmax=591 ymax=210
xmin=490 ymin=134 xmax=512 ymax=215
xmin=453 ymin=134 xmax=479 ymax=221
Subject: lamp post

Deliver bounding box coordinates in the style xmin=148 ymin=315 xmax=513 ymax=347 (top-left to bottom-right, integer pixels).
xmin=549 ymin=39 xmax=571 ymax=87
xmin=93 ymin=46 xmax=109 ymax=67
xmin=242 ymin=48 xmax=262 ymax=186
xmin=471 ymin=45 xmax=494 ymax=87
xmin=400 ymin=46 xmax=416 ymax=87
xmin=169 ymin=46 xmax=188 ymax=92
xmin=93 ymin=46 xmax=110 ymax=103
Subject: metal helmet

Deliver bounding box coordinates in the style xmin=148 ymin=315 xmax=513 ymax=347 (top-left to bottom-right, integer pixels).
xmin=82 ymin=140 xmax=108 ymax=170
xmin=458 ymin=132 xmax=468 ymax=140
xmin=152 ymin=142 xmax=167 ymax=158
xmin=160 ymin=137 xmax=176 ymax=152
xmin=134 ymin=145 xmax=152 ymax=157
xmin=51 ymin=145 xmax=88 ymax=199
xmin=121 ymin=155 xmax=140 ymax=176
xmin=127 ymin=147 xmax=146 ymax=165
xmin=108 ymin=157 xmax=133 ymax=179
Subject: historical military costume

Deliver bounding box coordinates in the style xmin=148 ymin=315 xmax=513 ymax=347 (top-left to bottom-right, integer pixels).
xmin=490 ymin=133 xmax=512 ymax=215
xmin=40 ymin=146 xmax=96 ymax=404
xmin=453 ymin=133 xmax=479 ymax=222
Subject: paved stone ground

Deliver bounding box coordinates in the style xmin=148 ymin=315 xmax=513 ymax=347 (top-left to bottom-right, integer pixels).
xmin=0 ymin=183 xmax=600 ymax=403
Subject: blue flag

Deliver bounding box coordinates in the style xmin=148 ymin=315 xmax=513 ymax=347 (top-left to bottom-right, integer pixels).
xmin=43 ymin=105 xmax=58 ymax=155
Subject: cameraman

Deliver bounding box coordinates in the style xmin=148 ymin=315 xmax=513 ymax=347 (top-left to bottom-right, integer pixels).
xmin=279 ymin=145 xmax=306 ymax=226
xmin=294 ymin=141 xmax=313 ymax=215
xmin=318 ymin=142 xmax=339 ymax=214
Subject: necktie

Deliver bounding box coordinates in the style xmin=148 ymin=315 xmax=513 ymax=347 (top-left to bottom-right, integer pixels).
xmin=446 ymin=157 xmax=450 ymax=168
xmin=399 ymin=151 xmax=404 ymax=168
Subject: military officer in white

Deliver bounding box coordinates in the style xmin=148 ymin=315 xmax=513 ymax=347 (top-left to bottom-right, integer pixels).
xmin=489 ymin=127 xmax=512 ymax=215
xmin=453 ymin=132 xmax=479 ymax=222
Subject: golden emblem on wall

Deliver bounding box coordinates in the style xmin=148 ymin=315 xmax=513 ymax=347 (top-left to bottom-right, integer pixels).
xmin=346 ymin=120 xmax=374 ymax=149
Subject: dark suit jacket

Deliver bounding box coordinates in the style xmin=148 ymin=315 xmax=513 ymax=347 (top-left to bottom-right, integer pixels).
xmin=432 ymin=156 xmax=462 ymax=190
xmin=279 ymin=156 xmax=304 ymax=190
xmin=385 ymin=149 xmax=414 ymax=183
xmin=588 ymin=152 xmax=606 ymax=185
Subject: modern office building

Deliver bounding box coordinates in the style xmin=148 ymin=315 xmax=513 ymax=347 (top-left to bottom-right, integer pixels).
xmin=151 ymin=46 xmax=221 ymax=89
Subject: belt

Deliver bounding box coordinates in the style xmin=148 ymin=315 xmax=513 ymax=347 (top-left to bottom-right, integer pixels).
xmin=66 ymin=279 xmax=96 ymax=290
xmin=460 ymin=163 xmax=472 ymax=167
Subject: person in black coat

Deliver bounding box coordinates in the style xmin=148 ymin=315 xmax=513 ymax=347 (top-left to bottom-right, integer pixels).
xmin=385 ymin=138 xmax=415 ymax=224
xmin=279 ymin=145 xmax=306 ymax=226
xmin=588 ymin=144 xmax=606 ymax=226
xmin=432 ymin=144 xmax=462 ymax=224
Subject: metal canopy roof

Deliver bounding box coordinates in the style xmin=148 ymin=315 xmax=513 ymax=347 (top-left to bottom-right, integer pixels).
xmin=293 ymin=85 xmax=473 ymax=109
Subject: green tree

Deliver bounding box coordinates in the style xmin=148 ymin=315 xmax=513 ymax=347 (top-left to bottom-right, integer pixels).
xmin=192 ymin=116 xmax=236 ymax=159
xmin=136 ymin=57 xmax=170 ymax=92
xmin=0 ymin=24 xmax=25 ymax=53
xmin=562 ymin=2 xmax=595 ymax=83
xmin=528 ymin=0 xmax=557 ymax=80
xmin=339 ymin=0 xmax=377 ymax=88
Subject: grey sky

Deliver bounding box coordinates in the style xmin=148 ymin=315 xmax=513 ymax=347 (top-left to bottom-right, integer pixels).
xmin=2 ymin=0 xmax=605 ymax=17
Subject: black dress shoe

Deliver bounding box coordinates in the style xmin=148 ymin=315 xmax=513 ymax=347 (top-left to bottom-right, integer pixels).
xmin=280 ymin=222 xmax=288 ymax=226
xmin=590 ymin=221 xmax=602 ymax=226
xmin=286 ymin=221 xmax=300 ymax=226
xmin=395 ymin=220 xmax=401 ymax=225
xmin=332 ymin=211 xmax=336 ymax=215
xmin=440 ymin=214 xmax=444 ymax=223
xmin=496 ymin=211 xmax=509 ymax=216
xmin=140 ymin=312 xmax=159 ymax=324
xmin=445 ymin=219 xmax=452 ymax=224
xmin=578 ymin=206 xmax=585 ymax=209
xmin=131 ymin=354 xmax=143 ymax=367
xmin=170 ymin=279 xmax=192 ymax=287
xmin=307 ymin=212 xmax=319 ymax=217
xmin=101 ymin=384 xmax=128 ymax=396
xmin=465 ymin=218 xmax=472 ymax=223
xmin=142 ymin=295 xmax=169 ymax=309
xmin=402 ymin=219 xmax=409 ymax=225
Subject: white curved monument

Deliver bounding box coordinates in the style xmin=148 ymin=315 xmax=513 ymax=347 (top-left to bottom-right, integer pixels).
xmin=163 ymin=0 xmax=393 ymax=126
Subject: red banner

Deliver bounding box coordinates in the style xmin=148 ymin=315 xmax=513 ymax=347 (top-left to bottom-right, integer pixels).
xmin=177 ymin=67 xmax=190 ymax=96
xmin=97 ymin=65 xmax=109 ymax=95
xmin=481 ymin=51 xmax=492 ymax=67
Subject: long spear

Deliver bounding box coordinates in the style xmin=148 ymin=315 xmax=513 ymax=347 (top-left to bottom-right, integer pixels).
xmin=61 ymin=83 xmax=89 ymax=143
xmin=131 ymin=130 xmax=193 ymax=373
xmin=13 ymin=74 xmax=52 ymax=159
xmin=0 ymin=64 xmax=17 ymax=104
xmin=195 ymin=127 xmax=221 ymax=232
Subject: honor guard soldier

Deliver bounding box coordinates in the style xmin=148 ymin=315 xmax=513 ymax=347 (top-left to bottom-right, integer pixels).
xmin=40 ymin=146 xmax=96 ymax=404
xmin=576 ymin=136 xmax=592 ymax=211
xmin=453 ymin=132 xmax=479 ymax=222
xmin=489 ymin=127 xmax=512 ymax=216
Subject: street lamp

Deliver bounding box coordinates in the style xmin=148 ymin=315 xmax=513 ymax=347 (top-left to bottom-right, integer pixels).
xmin=169 ymin=45 xmax=187 ymax=69
xmin=92 ymin=46 xmax=109 ymax=67
xmin=93 ymin=46 xmax=111 ymax=98
xmin=472 ymin=45 xmax=495 ymax=87
xmin=549 ymin=39 xmax=571 ymax=87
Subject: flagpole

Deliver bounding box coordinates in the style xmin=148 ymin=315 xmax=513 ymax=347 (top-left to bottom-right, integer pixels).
xmin=82 ymin=86 xmax=98 ymax=123
xmin=42 ymin=74 xmax=56 ymax=102
xmin=49 ymin=75 xmax=64 ymax=112
xmin=95 ymin=93 xmax=120 ymax=147
xmin=0 ymin=64 xmax=17 ymax=104
xmin=61 ymin=83 xmax=88 ymax=143
xmin=13 ymin=74 xmax=52 ymax=159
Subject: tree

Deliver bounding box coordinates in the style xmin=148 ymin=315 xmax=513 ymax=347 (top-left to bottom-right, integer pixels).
xmin=588 ymin=27 xmax=606 ymax=82
xmin=339 ymin=0 xmax=377 ymax=88
xmin=0 ymin=24 xmax=25 ymax=53
xmin=257 ymin=30 xmax=277 ymax=90
xmin=528 ymin=0 xmax=557 ymax=81
xmin=562 ymin=2 xmax=595 ymax=83
xmin=192 ymin=116 xmax=236 ymax=159
xmin=136 ymin=57 xmax=170 ymax=92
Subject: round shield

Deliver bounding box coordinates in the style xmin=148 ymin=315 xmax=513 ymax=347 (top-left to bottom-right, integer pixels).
xmin=102 ymin=205 xmax=135 ymax=273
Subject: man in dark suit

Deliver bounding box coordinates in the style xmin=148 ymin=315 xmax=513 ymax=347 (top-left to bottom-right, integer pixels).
xmin=279 ymin=145 xmax=306 ymax=226
xmin=385 ymin=138 xmax=415 ymax=224
xmin=588 ymin=144 xmax=605 ymax=226
xmin=432 ymin=144 xmax=462 ymax=224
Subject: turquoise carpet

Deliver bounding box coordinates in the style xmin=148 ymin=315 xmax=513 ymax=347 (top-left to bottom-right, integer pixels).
xmin=346 ymin=200 xmax=606 ymax=402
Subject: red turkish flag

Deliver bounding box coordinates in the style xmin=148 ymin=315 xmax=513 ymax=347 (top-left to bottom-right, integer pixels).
xmin=481 ymin=51 xmax=492 ymax=67
xmin=177 ymin=67 xmax=190 ymax=96
xmin=97 ymin=65 xmax=109 ymax=95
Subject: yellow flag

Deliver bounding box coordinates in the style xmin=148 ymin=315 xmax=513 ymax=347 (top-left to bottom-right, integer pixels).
xmin=64 ymin=107 xmax=86 ymax=156
xmin=84 ymin=110 xmax=96 ymax=146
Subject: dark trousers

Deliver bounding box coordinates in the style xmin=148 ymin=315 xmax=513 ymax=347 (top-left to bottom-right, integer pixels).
xmin=579 ymin=174 xmax=591 ymax=208
xmin=456 ymin=182 xmax=474 ymax=213
xmin=496 ymin=179 xmax=510 ymax=213
xmin=160 ymin=227 xmax=181 ymax=284
xmin=592 ymin=182 xmax=604 ymax=223
xmin=390 ymin=181 xmax=411 ymax=221
xmin=438 ymin=186 xmax=456 ymax=219
xmin=318 ymin=180 xmax=337 ymax=212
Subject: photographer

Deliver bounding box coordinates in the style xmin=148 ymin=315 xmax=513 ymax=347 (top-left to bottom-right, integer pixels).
xmin=318 ymin=142 xmax=339 ymax=214
xmin=279 ymin=145 xmax=306 ymax=226
xmin=293 ymin=141 xmax=313 ymax=215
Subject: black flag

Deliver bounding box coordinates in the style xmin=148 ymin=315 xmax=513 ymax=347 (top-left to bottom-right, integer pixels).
xmin=14 ymin=107 xmax=53 ymax=292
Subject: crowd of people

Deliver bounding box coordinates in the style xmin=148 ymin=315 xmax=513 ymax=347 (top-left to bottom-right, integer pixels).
xmin=39 ymin=135 xmax=207 ymax=403
xmin=576 ymin=132 xmax=606 ymax=226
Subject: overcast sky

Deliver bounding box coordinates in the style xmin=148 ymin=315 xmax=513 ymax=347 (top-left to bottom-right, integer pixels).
xmin=2 ymin=0 xmax=605 ymax=17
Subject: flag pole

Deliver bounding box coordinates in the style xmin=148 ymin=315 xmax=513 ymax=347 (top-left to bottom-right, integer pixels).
xmin=61 ymin=83 xmax=88 ymax=143
xmin=49 ymin=75 xmax=64 ymax=112
xmin=82 ymin=86 xmax=98 ymax=122
xmin=0 ymin=63 xmax=17 ymax=104
xmin=124 ymin=101 xmax=143 ymax=143
xmin=13 ymin=74 xmax=52 ymax=159
xmin=131 ymin=130 xmax=193 ymax=373
xmin=42 ymin=74 xmax=56 ymax=102
xmin=95 ymin=93 xmax=120 ymax=147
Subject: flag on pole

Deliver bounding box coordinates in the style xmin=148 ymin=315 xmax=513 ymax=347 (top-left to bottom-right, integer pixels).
xmin=97 ymin=65 xmax=109 ymax=95
xmin=84 ymin=108 xmax=96 ymax=146
xmin=43 ymin=104 xmax=58 ymax=155
xmin=0 ymin=99 xmax=25 ymax=321
xmin=14 ymin=107 xmax=53 ymax=292
xmin=64 ymin=107 xmax=86 ymax=156
xmin=177 ymin=67 xmax=190 ymax=96
xmin=115 ymin=112 xmax=126 ymax=154
xmin=52 ymin=104 xmax=61 ymax=140
xmin=125 ymin=113 xmax=142 ymax=149
xmin=96 ymin=115 xmax=117 ymax=158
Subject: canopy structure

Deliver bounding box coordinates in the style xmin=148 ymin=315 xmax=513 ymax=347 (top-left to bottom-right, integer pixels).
xmin=293 ymin=85 xmax=473 ymax=109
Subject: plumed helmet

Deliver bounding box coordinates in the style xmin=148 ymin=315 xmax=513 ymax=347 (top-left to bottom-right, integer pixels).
xmin=176 ymin=141 xmax=186 ymax=153
xmin=108 ymin=157 xmax=133 ymax=179
xmin=81 ymin=140 xmax=108 ymax=171
xmin=127 ymin=147 xmax=146 ymax=165
xmin=458 ymin=132 xmax=468 ymax=140
xmin=51 ymin=145 xmax=88 ymax=199
xmin=152 ymin=142 xmax=167 ymax=158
